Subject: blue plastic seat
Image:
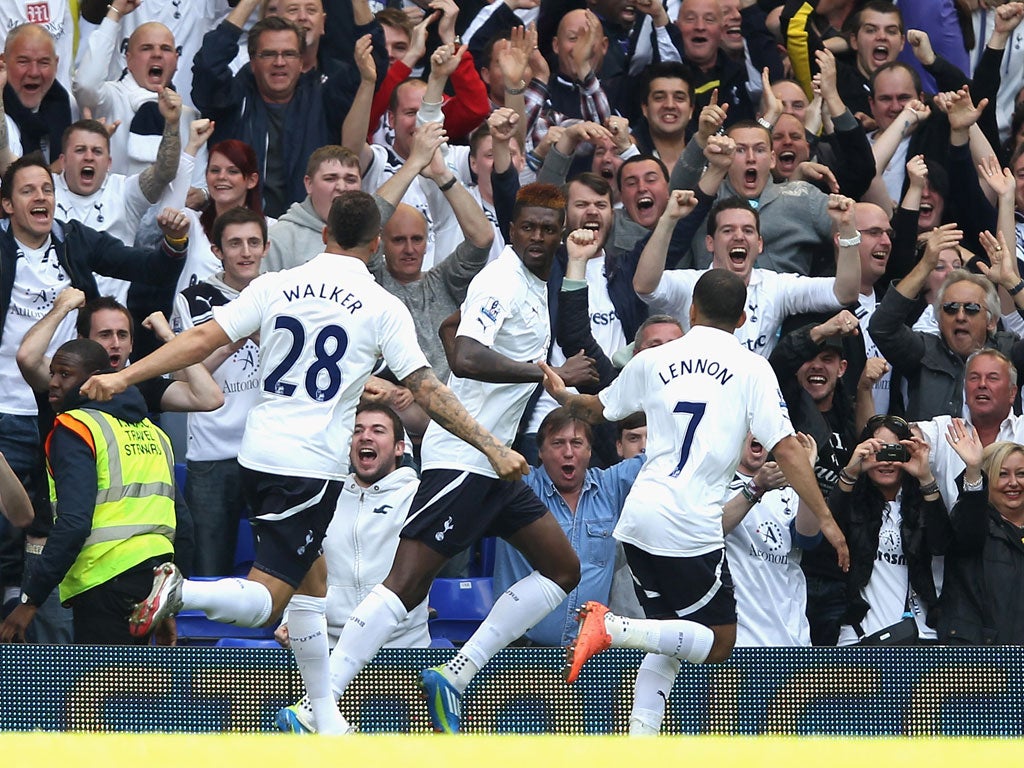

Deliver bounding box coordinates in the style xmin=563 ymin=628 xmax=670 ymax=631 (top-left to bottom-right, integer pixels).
xmin=427 ymin=577 xmax=495 ymax=643
xmin=214 ymin=638 xmax=283 ymax=649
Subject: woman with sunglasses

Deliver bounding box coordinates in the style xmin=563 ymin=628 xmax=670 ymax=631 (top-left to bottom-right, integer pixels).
xmin=935 ymin=422 xmax=1024 ymax=643
xmin=832 ymin=415 xmax=947 ymax=645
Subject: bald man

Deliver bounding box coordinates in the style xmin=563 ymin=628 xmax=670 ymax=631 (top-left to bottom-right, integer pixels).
xmin=368 ymin=199 xmax=492 ymax=382
xmin=73 ymin=3 xmax=206 ymax=183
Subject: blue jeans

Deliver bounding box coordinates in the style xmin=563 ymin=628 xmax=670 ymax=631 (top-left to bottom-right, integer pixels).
xmin=185 ymin=459 xmax=245 ymax=576
xmin=0 ymin=413 xmax=41 ymax=589
xmin=23 ymin=547 xmax=73 ymax=644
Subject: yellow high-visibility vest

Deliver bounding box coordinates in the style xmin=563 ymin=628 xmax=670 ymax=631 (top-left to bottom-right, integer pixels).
xmin=46 ymin=407 xmax=175 ymax=603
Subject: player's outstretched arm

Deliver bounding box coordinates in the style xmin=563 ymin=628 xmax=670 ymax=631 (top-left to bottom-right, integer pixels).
xmin=771 ymin=433 xmax=850 ymax=571
xmin=80 ymin=322 xmax=231 ymax=402
xmin=539 ymin=361 xmax=607 ymax=424
xmin=403 ymin=366 xmax=529 ymax=481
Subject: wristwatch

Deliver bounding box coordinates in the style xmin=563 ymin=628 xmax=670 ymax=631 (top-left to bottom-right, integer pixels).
xmin=19 ymin=593 xmax=35 ymax=607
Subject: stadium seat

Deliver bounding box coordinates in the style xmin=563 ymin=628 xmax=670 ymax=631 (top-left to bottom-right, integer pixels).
xmin=469 ymin=537 xmax=497 ymax=577
xmin=428 ymin=577 xmax=494 ymax=643
xmin=214 ymin=638 xmax=282 ymax=649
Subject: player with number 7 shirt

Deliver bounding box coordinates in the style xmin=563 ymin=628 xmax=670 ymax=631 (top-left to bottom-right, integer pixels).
xmin=539 ymin=257 xmax=849 ymax=736
xmin=79 ymin=190 xmax=529 ymax=735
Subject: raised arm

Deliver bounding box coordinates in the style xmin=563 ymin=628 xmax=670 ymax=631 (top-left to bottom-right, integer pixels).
xmin=340 ymin=33 xmax=378 ymax=174
xmin=137 ymin=88 xmax=183 ymax=205
xmin=80 ymin=321 xmax=231 ymax=403
xmin=633 ymin=188 xmax=699 ymax=296
xmin=16 ymin=287 xmax=86 ymax=392
xmin=143 ymin=311 xmax=225 ymax=413
xmin=826 ymin=193 xmax=861 ymax=305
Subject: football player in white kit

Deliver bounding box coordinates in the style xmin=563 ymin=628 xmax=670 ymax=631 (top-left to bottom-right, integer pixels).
xmin=541 ymin=255 xmax=850 ymax=736
xmin=79 ymin=190 xmax=528 ymax=735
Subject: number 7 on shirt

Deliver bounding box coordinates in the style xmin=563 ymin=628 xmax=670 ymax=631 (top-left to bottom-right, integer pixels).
xmin=670 ymin=401 xmax=706 ymax=477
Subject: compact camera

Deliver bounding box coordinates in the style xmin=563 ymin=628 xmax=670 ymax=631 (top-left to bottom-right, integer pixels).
xmin=876 ymin=443 xmax=910 ymax=463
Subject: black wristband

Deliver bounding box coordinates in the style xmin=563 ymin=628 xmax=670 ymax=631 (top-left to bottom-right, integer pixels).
xmin=438 ymin=176 xmax=458 ymax=192
xmin=1008 ymin=279 xmax=1024 ymax=297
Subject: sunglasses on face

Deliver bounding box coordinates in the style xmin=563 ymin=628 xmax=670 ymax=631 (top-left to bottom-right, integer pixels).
xmin=941 ymin=302 xmax=983 ymax=317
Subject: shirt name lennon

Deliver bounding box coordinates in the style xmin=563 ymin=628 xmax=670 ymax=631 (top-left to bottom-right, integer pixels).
xmin=658 ymin=357 xmax=734 ymax=387
xmin=282 ymin=283 xmax=364 ymax=313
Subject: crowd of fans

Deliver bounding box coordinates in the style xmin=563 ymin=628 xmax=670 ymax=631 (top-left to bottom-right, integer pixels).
xmin=1 ymin=0 xmax=1024 ymax=650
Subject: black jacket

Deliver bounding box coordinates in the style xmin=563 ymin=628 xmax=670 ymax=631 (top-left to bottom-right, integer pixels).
xmin=929 ymin=481 xmax=1024 ymax=644
xmin=0 ymin=219 xmax=185 ymax=349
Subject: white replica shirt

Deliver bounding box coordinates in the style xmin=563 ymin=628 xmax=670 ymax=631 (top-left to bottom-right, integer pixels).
xmin=855 ymin=291 xmax=891 ymax=415
xmin=911 ymin=303 xmax=939 ymax=336
xmin=103 ymin=0 xmax=229 ymax=110
xmin=55 ymin=171 xmax=151 ymax=304
xmin=528 ymin=254 xmax=625 ymax=434
xmin=323 ymin=467 xmax=429 ymax=647
xmin=0 ymin=237 xmax=74 ymax=415
xmin=915 ymin=412 xmax=1024 ymax=513
xmin=171 ymin=277 xmax=260 ymax=462
xmin=837 ymin=493 xmax=936 ymax=645
xmin=600 ymin=325 xmax=793 ymax=556
xmin=0 ymin=0 xmax=74 ymax=88
xmin=421 ymin=245 xmax=550 ymax=478
xmin=642 ymin=268 xmax=840 ymax=357
xmin=213 ymin=253 xmax=429 ymax=481
xmin=726 ymin=475 xmax=811 ymax=647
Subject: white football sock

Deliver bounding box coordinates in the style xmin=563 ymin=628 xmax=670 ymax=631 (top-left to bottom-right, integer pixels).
xmin=181 ymin=577 xmax=273 ymax=627
xmin=629 ymin=653 xmax=681 ymax=735
xmin=329 ymin=584 xmax=407 ymax=697
xmin=605 ymin=612 xmax=714 ymax=663
xmin=287 ymin=594 xmax=351 ymax=735
xmin=445 ymin=571 xmax=566 ymax=693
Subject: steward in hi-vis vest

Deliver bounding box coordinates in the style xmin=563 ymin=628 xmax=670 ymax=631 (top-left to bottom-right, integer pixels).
xmin=0 ymin=339 xmax=176 ymax=645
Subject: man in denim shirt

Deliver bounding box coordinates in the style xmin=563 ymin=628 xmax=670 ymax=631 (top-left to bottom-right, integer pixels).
xmin=493 ymin=406 xmax=642 ymax=646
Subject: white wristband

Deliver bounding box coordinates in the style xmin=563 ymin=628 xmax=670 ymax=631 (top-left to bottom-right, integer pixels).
xmin=837 ymin=233 xmax=862 ymax=248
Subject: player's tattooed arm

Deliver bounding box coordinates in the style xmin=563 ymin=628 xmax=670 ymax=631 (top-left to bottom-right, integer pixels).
xmin=139 ymin=88 xmax=182 ymax=203
xmin=403 ymin=366 xmax=529 ymax=481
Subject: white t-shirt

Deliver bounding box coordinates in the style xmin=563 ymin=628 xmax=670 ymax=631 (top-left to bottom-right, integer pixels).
xmin=0 ymin=237 xmax=75 ymax=414
xmin=528 ymin=254 xmax=626 ymax=434
xmin=726 ymin=475 xmax=811 ymax=647
xmin=599 ymin=325 xmax=794 ymax=556
xmin=171 ymin=278 xmax=260 ymax=462
xmin=421 ymin=245 xmax=550 ymax=478
xmin=55 ymin=171 xmax=151 ymax=304
xmin=213 ymin=253 xmax=429 ymax=481
xmin=837 ymin=492 xmax=936 ymax=645
xmin=642 ymin=268 xmax=840 ymax=357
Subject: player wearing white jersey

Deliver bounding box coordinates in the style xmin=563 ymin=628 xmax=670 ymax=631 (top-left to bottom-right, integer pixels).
xmin=298 ymin=184 xmax=598 ymax=736
xmin=80 ymin=190 xmax=529 ymax=735
xmin=541 ymin=262 xmax=849 ymax=736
